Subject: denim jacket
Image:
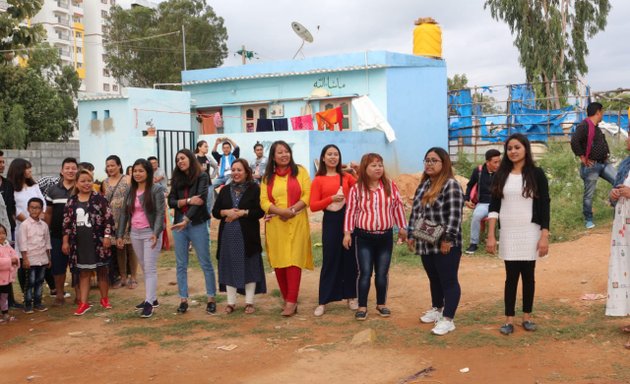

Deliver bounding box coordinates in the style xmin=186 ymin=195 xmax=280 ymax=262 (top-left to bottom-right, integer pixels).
xmin=117 ymin=184 xmax=166 ymax=238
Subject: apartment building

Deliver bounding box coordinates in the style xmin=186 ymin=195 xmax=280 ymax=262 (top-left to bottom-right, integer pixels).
xmin=30 ymin=0 xmax=119 ymax=95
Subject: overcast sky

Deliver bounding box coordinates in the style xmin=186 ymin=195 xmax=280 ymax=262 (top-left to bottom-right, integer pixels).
xmin=120 ymin=0 xmax=629 ymax=92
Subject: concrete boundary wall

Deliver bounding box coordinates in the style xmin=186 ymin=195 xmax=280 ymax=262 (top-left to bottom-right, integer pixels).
xmin=1 ymin=142 xmax=80 ymax=181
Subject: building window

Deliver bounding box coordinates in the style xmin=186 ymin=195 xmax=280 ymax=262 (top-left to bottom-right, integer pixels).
xmin=76 ymin=47 xmax=82 ymax=54
xmin=102 ymin=54 xmax=107 ymax=62
xmin=242 ymin=104 xmax=270 ymax=132
xmin=75 ymin=31 xmax=82 ymax=38
xmin=104 ymin=110 xmax=110 ymax=119
xmin=101 ymin=10 xmax=108 ymax=18
xmin=111 ymin=0 xmax=116 ymax=4
xmin=103 ymin=68 xmax=110 ymax=77
xmin=76 ymin=62 xmax=82 ymax=68
xmin=103 ymin=83 xmax=110 ymax=92
xmin=112 ymin=84 xmax=118 ymax=92
xmin=319 ymin=98 xmax=353 ymax=130
xmin=101 ymin=0 xmax=107 ymax=3
xmin=91 ymin=111 xmax=98 ymax=120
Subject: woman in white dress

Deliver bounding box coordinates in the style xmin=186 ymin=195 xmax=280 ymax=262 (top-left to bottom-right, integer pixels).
xmin=486 ymin=133 xmax=550 ymax=336
xmin=607 ymin=135 xmax=630 ymax=349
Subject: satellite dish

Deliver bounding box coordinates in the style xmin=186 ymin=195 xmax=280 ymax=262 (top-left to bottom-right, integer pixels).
xmin=291 ymin=21 xmax=313 ymax=59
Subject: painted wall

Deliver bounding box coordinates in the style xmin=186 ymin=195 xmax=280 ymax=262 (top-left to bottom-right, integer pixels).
xmin=386 ymin=66 xmax=448 ymax=174
xmin=78 ymin=88 xmax=191 ymax=180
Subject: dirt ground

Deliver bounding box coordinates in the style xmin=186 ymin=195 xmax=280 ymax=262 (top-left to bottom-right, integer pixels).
xmin=2 ymin=221 xmax=629 ymax=384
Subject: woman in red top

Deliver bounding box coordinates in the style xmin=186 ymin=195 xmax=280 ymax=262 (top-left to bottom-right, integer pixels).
xmin=310 ymin=145 xmax=358 ymax=317
xmin=343 ymin=153 xmax=407 ymax=321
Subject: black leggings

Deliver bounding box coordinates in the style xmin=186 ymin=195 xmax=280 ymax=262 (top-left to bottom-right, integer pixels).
xmin=504 ymin=260 xmax=536 ymax=317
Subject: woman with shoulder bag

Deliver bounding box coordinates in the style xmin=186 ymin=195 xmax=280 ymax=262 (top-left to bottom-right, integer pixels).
xmin=408 ymin=147 xmax=464 ymax=336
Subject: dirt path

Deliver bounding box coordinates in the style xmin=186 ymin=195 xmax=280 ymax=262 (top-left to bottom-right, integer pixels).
xmin=2 ymin=226 xmax=629 ymax=384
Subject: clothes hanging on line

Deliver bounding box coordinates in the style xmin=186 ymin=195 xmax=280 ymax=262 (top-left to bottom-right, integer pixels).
xmin=351 ymin=96 xmax=396 ymax=142
xmin=256 ymin=118 xmax=289 ymax=132
xmin=315 ymin=107 xmax=344 ymax=131
xmin=290 ymin=115 xmax=314 ymax=131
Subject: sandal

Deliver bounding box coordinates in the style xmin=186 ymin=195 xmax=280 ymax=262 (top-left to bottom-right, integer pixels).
xmin=621 ymin=325 xmax=630 ymax=333
xmin=244 ymin=304 xmax=255 ymax=314
xmin=128 ymin=280 xmax=138 ymax=290
xmin=224 ymin=305 xmax=235 ymax=314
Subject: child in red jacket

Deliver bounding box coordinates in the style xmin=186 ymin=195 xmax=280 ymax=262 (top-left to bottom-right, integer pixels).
xmin=0 ymin=224 xmax=20 ymax=322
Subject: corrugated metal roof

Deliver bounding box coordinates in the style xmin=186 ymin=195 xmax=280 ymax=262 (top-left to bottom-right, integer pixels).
xmin=78 ymin=94 xmax=128 ymax=102
xmin=182 ymin=64 xmax=387 ymax=86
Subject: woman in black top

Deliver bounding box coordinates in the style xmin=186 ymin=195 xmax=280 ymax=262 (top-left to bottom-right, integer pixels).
xmin=168 ymin=149 xmax=217 ymax=315
xmin=212 ymin=159 xmax=266 ymax=314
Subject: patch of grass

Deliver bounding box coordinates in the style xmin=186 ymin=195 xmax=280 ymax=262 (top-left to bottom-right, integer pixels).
xmin=121 ymin=339 xmax=148 ymax=348
xmin=611 ymin=362 xmax=630 ymax=382
xmin=5 ymin=335 xmax=27 ymax=346
xmin=110 ymin=311 xmax=142 ymax=321
xmin=159 ymin=339 xmax=187 ymax=349
xmin=270 ymin=289 xmax=281 ymax=298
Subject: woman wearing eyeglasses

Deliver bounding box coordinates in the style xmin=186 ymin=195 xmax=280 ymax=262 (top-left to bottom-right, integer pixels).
xmin=408 ymin=147 xmax=464 ymax=336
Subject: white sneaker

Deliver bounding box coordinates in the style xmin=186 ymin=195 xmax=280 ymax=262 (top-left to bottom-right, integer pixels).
xmin=419 ymin=307 xmax=442 ymax=323
xmin=347 ymin=299 xmax=359 ymax=311
xmin=431 ymin=319 xmax=456 ymax=335
xmin=313 ymin=305 xmax=325 ymax=317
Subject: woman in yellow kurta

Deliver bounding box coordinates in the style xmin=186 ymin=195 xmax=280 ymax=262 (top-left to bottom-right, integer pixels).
xmin=260 ymin=140 xmax=313 ymax=316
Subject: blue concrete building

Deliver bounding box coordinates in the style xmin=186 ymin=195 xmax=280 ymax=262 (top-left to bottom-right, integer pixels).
xmin=183 ymin=51 xmax=447 ymax=176
xmin=78 ymin=88 xmax=192 ymax=180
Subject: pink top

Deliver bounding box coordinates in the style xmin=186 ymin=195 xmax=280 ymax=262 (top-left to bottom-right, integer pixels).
xmin=19 ymin=217 xmax=51 ymax=266
xmin=131 ymin=191 xmax=150 ymax=229
xmin=0 ymin=242 xmax=20 ymax=286
xmin=344 ymin=180 xmax=406 ymax=233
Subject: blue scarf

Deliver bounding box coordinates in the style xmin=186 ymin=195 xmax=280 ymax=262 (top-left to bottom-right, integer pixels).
xmin=219 ymin=153 xmax=235 ymax=178
xmin=614 ymin=156 xmax=630 ymax=188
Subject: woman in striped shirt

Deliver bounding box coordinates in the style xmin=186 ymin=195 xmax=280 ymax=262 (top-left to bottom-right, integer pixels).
xmin=408 ymin=147 xmax=464 ymax=336
xmin=343 ymin=153 xmax=407 ymax=321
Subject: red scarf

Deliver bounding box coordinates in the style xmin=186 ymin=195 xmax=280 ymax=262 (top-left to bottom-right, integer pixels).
xmin=267 ymin=167 xmax=302 ymax=207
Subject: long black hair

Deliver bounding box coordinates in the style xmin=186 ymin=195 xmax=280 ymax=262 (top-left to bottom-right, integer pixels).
xmin=170 ymin=149 xmax=201 ymax=187
xmin=127 ymin=159 xmax=155 ymax=216
xmin=262 ymin=140 xmax=299 ymax=183
xmin=7 ymin=158 xmax=35 ymax=191
xmin=491 ymin=133 xmax=539 ymax=199
xmin=316 ymin=144 xmax=344 ymax=177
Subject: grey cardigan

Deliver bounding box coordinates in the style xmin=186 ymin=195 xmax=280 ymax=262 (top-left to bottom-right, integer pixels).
xmin=117 ymin=184 xmax=166 ymax=238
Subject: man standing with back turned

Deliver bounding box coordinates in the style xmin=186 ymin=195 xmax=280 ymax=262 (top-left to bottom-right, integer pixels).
xmin=570 ymin=102 xmax=616 ymax=229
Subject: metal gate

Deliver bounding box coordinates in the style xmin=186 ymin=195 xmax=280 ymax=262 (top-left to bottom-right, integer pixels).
xmin=156 ymin=130 xmax=196 ymax=182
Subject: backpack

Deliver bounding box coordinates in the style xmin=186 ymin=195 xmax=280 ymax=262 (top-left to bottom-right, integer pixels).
xmin=469 ymin=165 xmax=483 ymax=204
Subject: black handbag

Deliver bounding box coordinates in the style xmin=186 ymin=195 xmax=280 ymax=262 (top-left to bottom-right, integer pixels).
xmin=412 ymin=216 xmax=445 ymax=245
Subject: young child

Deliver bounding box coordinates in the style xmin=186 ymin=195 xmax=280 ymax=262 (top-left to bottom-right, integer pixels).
xmin=19 ymin=198 xmax=52 ymax=313
xmin=0 ymin=224 xmax=20 ymax=322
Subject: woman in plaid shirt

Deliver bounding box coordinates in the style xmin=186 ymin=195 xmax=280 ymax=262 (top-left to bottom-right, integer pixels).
xmin=408 ymin=147 xmax=464 ymax=336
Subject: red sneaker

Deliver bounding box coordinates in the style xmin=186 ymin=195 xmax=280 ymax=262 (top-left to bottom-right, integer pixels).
xmin=100 ymin=297 xmax=112 ymax=309
xmin=74 ymin=302 xmax=91 ymax=316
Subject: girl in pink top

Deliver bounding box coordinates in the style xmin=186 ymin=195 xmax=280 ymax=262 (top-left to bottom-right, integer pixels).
xmin=0 ymin=224 xmax=19 ymax=323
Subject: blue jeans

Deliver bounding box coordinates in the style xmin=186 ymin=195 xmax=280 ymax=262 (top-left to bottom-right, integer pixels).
xmin=580 ymin=162 xmax=616 ymax=221
xmin=354 ymin=229 xmax=393 ymax=307
xmin=24 ymin=266 xmax=46 ymax=306
xmin=469 ymin=203 xmax=489 ymax=245
xmin=172 ymin=221 xmax=217 ymax=299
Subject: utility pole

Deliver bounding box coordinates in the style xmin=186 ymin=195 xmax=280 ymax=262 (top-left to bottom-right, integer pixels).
xmin=241 ymin=45 xmax=246 ymax=65
xmin=182 ymin=25 xmax=187 ymax=70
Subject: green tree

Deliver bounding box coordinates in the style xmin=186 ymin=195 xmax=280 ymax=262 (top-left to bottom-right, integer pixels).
xmin=0 ymin=104 xmax=27 ymax=149
xmin=0 ymin=44 xmax=80 ymax=145
xmin=104 ymin=0 xmax=228 ymax=88
xmin=448 ymin=74 xmax=469 ymax=91
xmin=485 ymin=0 xmax=611 ymax=108
xmin=0 ymin=0 xmax=45 ymax=63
